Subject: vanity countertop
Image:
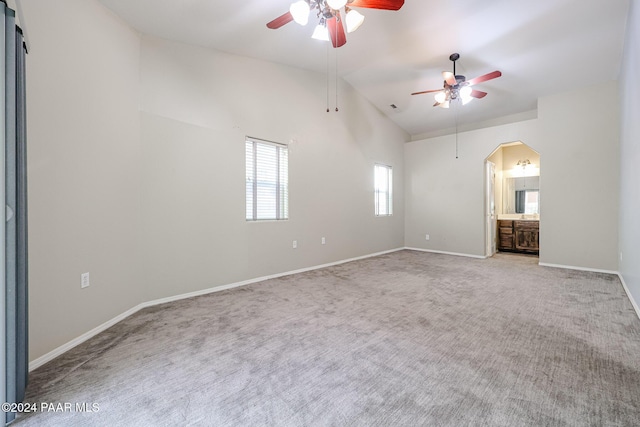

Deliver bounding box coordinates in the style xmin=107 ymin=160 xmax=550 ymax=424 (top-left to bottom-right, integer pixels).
xmin=497 ymin=215 xmax=540 ymax=221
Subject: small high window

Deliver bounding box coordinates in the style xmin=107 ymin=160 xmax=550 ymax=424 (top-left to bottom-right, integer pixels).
xmin=374 ymin=164 xmax=393 ymax=216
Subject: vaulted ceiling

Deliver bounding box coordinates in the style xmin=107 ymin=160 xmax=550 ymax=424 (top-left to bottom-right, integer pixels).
xmin=97 ymin=0 xmax=630 ymax=139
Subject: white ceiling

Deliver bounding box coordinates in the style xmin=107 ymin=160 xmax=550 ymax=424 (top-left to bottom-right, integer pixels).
xmin=97 ymin=0 xmax=630 ymax=138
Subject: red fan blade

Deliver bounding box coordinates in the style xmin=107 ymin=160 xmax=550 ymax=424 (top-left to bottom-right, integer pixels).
xmin=412 ymin=89 xmax=442 ymax=96
xmin=267 ymin=12 xmax=293 ymax=29
xmin=443 ymin=71 xmax=456 ymax=86
xmin=467 ymin=70 xmax=502 ymax=86
xmin=348 ymin=0 xmax=404 ymax=10
xmin=470 ymin=89 xmax=487 ymax=99
xmin=327 ymin=14 xmax=347 ymax=48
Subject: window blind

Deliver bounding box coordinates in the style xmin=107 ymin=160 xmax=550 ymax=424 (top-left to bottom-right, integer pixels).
xmin=375 ymin=164 xmax=393 ymax=216
xmin=246 ymin=138 xmax=289 ymax=221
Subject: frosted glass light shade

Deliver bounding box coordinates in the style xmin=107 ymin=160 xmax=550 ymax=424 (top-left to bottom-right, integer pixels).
xmin=459 ymin=85 xmax=473 ymax=104
xmin=290 ymin=0 xmax=310 ymax=25
xmin=434 ymin=91 xmax=446 ymax=103
xmin=326 ymin=0 xmax=348 ymax=10
xmin=346 ymin=9 xmax=365 ymax=33
xmin=312 ymin=23 xmax=330 ymax=41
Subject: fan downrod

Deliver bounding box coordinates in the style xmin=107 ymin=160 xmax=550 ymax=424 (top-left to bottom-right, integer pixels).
xmin=449 ymin=53 xmax=460 ymax=77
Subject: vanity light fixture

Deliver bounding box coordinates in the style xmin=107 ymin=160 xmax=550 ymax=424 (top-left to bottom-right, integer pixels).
xmin=517 ymin=159 xmax=531 ymax=187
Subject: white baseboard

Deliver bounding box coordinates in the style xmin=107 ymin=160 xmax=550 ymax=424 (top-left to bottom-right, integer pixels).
xmin=28 ymin=247 xmax=404 ymax=371
xmin=539 ymin=262 xmax=640 ymax=322
xmin=404 ymin=247 xmax=487 ymax=259
xmin=617 ymin=273 xmax=640 ymax=320
xmin=28 ymin=305 xmax=143 ymax=371
xmin=138 ymin=247 xmax=404 ymax=309
xmin=538 ymin=262 xmax=618 ymax=275
xmin=31 ymin=247 xmax=638 ymax=371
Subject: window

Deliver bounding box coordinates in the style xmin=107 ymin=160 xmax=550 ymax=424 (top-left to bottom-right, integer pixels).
xmin=515 ymin=190 xmax=540 ymax=214
xmin=374 ymin=164 xmax=393 ymax=216
xmin=246 ymin=138 xmax=289 ymax=221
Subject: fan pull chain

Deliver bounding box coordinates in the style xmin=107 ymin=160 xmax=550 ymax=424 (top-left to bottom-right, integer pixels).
xmin=454 ymin=101 xmax=459 ymax=159
xmin=335 ymin=47 xmax=339 ymax=112
xmin=326 ymin=44 xmax=330 ymax=113
xmin=455 ymin=130 xmax=459 ymax=159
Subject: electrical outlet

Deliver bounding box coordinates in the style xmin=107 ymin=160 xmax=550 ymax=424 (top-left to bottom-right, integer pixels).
xmin=81 ymin=272 xmax=90 ymax=289
xmin=321 ymin=237 xmax=326 ymax=245
xmin=425 ymin=234 xmax=430 ymax=241
xmin=293 ymin=240 xmax=297 ymax=249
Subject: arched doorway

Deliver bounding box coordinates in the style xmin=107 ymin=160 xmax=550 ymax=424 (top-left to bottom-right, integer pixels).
xmin=485 ymin=141 xmax=540 ymax=257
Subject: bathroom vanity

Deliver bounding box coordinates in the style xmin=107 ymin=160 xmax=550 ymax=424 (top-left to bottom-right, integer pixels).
xmin=497 ymin=219 xmax=539 ymax=254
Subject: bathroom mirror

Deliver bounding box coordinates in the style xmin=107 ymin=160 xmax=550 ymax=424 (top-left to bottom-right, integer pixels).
xmin=503 ymin=176 xmax=540 ymax=214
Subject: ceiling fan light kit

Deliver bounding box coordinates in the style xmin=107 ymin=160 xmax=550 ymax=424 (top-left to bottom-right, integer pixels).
xmin=345 ymin=8 xmax=365 ymax=33
xmin=459 ymin=88 xmax=474 ymax=106
xmin=311 ymin=19 xmax=330 ymax=40
xmin=326 ymin=0 xmax=348 ymax=10
xmin=412 ymin=53 xmax=502 ymax=108
xmin=290 ymin=0 xmax=311 ymax=25
xmin=267 ymin=0 xmax=404 ymax=48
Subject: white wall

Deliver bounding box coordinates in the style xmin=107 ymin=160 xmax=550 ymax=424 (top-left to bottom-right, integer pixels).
xmin=23 ymin=0 xmax=143 ymax=360
xmin=19 ymin=0 xmax=630 ymax=364
xmin=619 ymin=1 xmax=640 ymax=306
xmin=22 ymin=0 xmax=407 ymax=361
xmin=405 ymin=81 xmax=619 ymax=271
xmin=501 ymin=145 xmax=540 ymax=179
xmin=139 ymin=36 xmax=407 ymax=301
xmin=537 ymin=82 xmax=619 ymax=270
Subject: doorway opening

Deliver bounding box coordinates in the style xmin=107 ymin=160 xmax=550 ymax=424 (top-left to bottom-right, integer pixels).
xmin=485 ymin=141 xmax=540 ymax=258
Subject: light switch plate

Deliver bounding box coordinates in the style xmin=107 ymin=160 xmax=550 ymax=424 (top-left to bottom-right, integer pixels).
xmin=81 ymin=272 xmax=90 ymax=288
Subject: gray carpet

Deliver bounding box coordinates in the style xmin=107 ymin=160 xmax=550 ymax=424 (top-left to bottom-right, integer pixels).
xmin=14 ymin=250 xmax=640 ymax=426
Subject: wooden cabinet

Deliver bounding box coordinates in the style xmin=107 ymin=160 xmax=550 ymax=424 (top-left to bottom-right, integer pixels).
xmin=498 ymin=220 xmax=539 ymax=254
xmin=514 ymin=221 xmax=539 ymax=253
xmin=498 ymin=220 xmax=514 ymax=251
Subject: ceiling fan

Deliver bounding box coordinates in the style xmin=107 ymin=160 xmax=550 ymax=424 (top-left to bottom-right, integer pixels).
xmin=266 ymin=0 xmax=404 ymax=48
xmin=412 ymin=53 xmax=502 ymax=108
